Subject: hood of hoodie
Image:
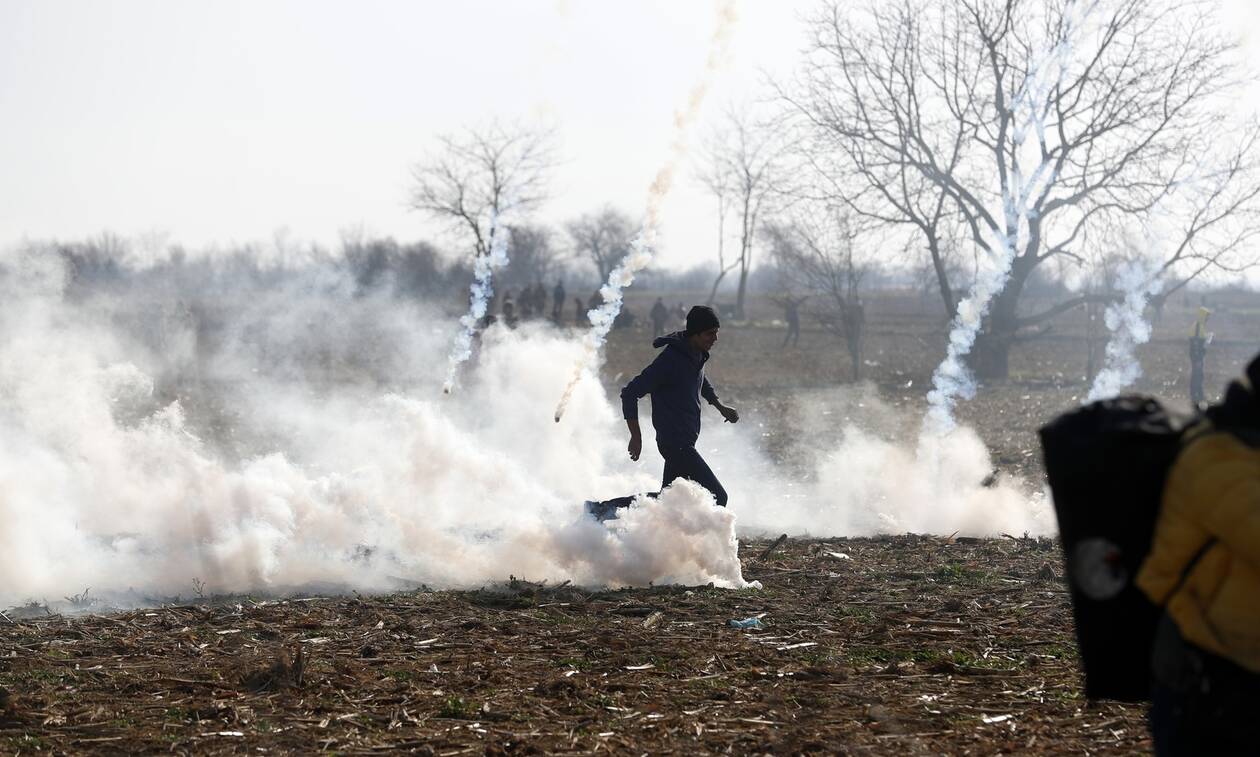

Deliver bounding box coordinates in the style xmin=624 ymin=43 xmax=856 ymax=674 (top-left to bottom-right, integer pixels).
xmin=652 ymin=330 xmax=708 ymax=363
xmin=652 ymin=330 xmax=687 ymax=350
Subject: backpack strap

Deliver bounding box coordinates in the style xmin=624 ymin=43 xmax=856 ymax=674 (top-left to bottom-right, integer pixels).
xmin=1158 ymin=417 xmax=1229 ymax=604
xmin=1162 ymin=537 xmax=1217 ymax=606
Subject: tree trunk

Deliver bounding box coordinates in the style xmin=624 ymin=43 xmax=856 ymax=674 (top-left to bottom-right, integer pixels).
xmin=706 ymin=269 xmax=728 ymax=306
xmin=968 ymin=256 xmax=1032 ymax=380
xmin=735 ymin=266 xmax=749 ymax=320
xmin=1085 ymin=299 xmax=1100 ymax=382
xmin=928 ymin=236 xmax=957 ymax=320
xmin=970 ymin=330 xmax=1012 ymax=380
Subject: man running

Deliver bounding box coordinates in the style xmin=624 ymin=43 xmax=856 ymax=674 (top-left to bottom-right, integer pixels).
xmin=620 ymin=305 xmax=739 ymax=507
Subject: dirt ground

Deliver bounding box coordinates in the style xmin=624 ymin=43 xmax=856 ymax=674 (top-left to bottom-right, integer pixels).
xmin=3 ymin=288 xmax=1257 ymax=754
xmin=1 ymin=536 xmax=1147 ymax=755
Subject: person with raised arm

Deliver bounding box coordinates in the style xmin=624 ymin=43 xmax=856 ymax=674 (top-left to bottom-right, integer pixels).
xmin=620 ymin=305 xmax=739 ymax=508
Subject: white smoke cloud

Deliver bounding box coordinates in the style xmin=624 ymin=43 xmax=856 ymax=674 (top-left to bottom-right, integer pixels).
xmin=1086 ymin=259 xmax=1163 ymax=401
xmin=0 ymin=247 xmax=768 ymax=606
xmin=710 ymin=386 xmax=1052 ymax=539
xmin=545 ymin=482 xmax=760 ymax=589
xmin=0 ymin=246 xmax=1050 ymax=607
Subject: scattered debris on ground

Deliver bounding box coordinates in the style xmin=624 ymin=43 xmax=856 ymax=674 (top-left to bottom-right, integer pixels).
xmin=0 ymin=536 xmax=1148 ymax=754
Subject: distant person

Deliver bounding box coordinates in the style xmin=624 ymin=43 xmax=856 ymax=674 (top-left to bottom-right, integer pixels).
xmin=1138 ymin=353 xmax=1260 ymax=755
xmin=532 ymin=283 xmax=547 ymax=318
xmin=552 ymin=280 xmax=566 ymax=321
xmin=1189 ymin=307 xmax=1211 ymax=406
xmin=531 ymin=284 xmax=546 ymax=317
xmin=620 ymin=305 xmax=739 ymax=508
xmin=614 ymin=307 xmax=636 ymax=330
xmin=517 ymin=287 xmax=534 ymax=319
xmin=845 ymin=298 xmax=865 ymax=379
xmin=650 ymin=297 xmax=670 ymax=337
xmin=501 ymin=297 xmax=517 ymax=329
xmin=781 ymin=295 xmax=806 ymax=348
xmin=533 ymin=282 xmax=548 ymax=319
xmin=574 ymin=296 xmax=586 ymax=327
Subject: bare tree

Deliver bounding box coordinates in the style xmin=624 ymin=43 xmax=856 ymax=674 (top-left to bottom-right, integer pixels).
xmin=340 ymin=232 xmax=452 ymax=297
xmin=566 ymin=207 xmax=636 ymax=282
xmin=410 ymin=122 xmax=554 ymax=261
xmin=764 ymin=209 xmax=875 ymax=379
xmin=697 ymin=107 xmax=789 ymax=319
xmin=786 ymin=0 xmax=1260 ymax=378
xmin=502 ymin=224 xmax=561 ymax=290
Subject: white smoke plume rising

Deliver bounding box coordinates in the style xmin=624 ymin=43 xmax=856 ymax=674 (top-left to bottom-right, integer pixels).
xmin=923 ymin=2 xmax=1098 ymax=436
xmin=0 ymin=243 xmax=1051 ymax=608
xmin=554 ymin=0 xmax=737 ymax=422
xmin=0 ymin=246 xmax=764 ymax=607
xmin=714 ymin=386 xmax=1053 ymax=540
xmin=923 ymin=247 xmax=1016 ymax=436
xmin=1083 ymin=161 xmax=1237 ymax=403
xmin=1086 ymin=259 xmax=1163 ymax=401
xmin=443 ymin=215 xmax=508 ymax=393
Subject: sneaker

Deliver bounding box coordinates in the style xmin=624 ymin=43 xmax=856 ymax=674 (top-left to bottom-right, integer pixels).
xmin=583 ymin=500 xmax=619 ymax=522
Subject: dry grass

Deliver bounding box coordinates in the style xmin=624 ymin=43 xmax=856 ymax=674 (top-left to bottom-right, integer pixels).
xmin=0 ymin=536 xmax=1149 ymax=755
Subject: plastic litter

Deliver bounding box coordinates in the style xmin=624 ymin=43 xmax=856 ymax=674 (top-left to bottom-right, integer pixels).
xmin=728 ymin=617 xmax=765 ymax=630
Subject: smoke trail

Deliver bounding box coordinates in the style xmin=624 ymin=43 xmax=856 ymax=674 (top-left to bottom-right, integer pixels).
xmin=1085 ymin=260 xmax=1163 ymax=401
xmin=0 ymin=240 xmax=1058 ymax=607
xmin=554 ymin=0 xmax=737 ymax=422
xmin=922 ymin=243 xmax=1016 ymax=436
xmin=0 ymin=246 xmax=767 ymax=606
xmin=923 ymin=3 xmax=1097 ymax=436
xmin=1083 ymin=154 xmax=1239 ymax=402
xmin=443 ymin=215 xmax=508 ymax=394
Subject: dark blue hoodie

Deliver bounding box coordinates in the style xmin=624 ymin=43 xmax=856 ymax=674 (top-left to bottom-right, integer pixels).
xmin=620 ymin=331 xmax=721 ymax=450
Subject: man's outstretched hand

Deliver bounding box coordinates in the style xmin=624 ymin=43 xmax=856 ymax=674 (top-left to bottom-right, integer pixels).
xmin=626 ymin=418 xmax=643 ymax=461
xmin=718 ymin=404 xmax=740 ymax=424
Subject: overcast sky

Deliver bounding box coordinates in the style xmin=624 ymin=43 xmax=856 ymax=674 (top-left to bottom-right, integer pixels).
xmin=0 ymin=0 xmax=817 ymax=271
xmin=1 ymin=0 xmax=1257 ymax=274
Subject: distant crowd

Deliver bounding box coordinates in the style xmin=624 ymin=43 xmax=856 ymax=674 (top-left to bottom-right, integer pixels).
xmin=488 ymin=283 xmax=691 ymax=337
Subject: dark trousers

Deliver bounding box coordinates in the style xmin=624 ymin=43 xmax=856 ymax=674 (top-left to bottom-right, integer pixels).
xmin=1190 ymin=364 xmax=1205 ymax=405
xmin=660 ymin=445 xmax=727 ymax=508
xmin=782 ymin=322 xmax=799 ymax=347
xmin=1149 ymin=615 xmax=1260 ymax=756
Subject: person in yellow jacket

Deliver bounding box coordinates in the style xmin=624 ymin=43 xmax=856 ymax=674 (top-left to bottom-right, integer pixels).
xmin=1137 ymin=353 xmax=1260 ymax=755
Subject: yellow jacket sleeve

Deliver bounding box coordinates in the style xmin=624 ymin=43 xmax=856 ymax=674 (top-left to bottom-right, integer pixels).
xmin=1169 ymin=434 xmax=1260 ymax=573
xmin=1137 ymin=430 xmax=1260 ymax=671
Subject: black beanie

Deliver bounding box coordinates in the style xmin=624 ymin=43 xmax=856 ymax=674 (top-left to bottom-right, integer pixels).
xmin=685 ymin=305 xmax=721 ymax=336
